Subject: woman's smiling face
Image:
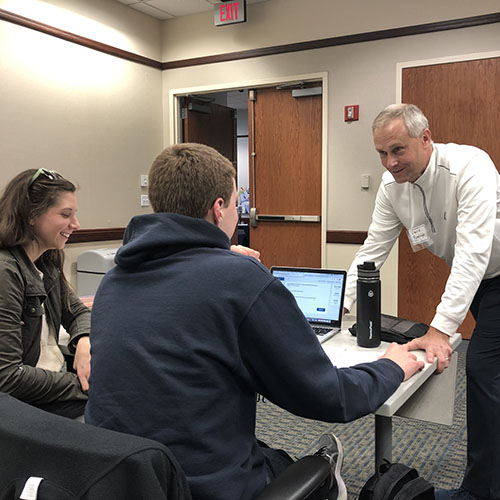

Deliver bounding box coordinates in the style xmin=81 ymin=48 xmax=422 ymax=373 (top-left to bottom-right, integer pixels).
xmin=32 ymin=191 xmax=80 ymax=253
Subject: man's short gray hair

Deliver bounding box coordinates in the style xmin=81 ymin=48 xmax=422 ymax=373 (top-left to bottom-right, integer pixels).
xmin=372 ymin=104 xmax=429 ymax=138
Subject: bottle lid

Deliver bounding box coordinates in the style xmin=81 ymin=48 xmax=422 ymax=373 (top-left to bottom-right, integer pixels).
xmin=357 ymin=261 xmax=379 ymax=278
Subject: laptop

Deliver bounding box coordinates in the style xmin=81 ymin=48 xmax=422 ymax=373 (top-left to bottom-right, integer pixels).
xmin=270 ymin=266 xmax=347 ymax=344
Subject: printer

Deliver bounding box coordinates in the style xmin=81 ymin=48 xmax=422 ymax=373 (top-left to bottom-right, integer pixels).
xmin=76 ymin=247 xmax=119 ymax=296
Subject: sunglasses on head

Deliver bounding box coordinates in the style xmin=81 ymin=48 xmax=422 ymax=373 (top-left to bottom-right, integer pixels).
xmin=29 ymin=168 xmax=59 ymax=187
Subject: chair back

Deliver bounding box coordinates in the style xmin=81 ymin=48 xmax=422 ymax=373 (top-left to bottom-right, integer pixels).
xmin=0 ymin=393 xmax=191 ymax=500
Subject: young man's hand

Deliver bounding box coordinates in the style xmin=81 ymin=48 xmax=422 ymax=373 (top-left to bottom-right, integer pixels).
xmin=380 ymin=343 xmax=425 ymax=381
xmin=231 ymin=245 xmax=261 ymax=262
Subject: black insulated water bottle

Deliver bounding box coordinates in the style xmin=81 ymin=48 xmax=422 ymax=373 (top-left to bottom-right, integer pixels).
xmin=356 ymin=261 xmax=381 ymax=348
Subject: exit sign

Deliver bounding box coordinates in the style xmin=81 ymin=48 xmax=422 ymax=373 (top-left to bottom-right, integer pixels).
xmin=214 ymin=0 xmax=246 ymax=26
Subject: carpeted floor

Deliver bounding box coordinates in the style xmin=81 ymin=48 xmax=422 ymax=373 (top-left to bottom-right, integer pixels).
xmin=256 ymin=350 xmax=467 ymax=499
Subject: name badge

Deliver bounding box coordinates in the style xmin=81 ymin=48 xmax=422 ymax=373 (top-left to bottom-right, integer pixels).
xmin=407 ymin=223 xmax=432 ymax=252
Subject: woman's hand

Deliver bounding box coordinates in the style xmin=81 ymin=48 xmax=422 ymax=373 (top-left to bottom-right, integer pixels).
xmin=73 ymin=336 xmax=91 ymax=392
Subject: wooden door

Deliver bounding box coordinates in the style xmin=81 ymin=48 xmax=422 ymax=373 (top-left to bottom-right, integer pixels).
xmin=400 ymin=57 xmax=500 ymax=338
xmin=182 ymin=96 xmax=238 ymax=244
xmin=248 ymin=85 xmax=322 ymax=269
xmin=182 ymin=97 xmax=236 ymax=165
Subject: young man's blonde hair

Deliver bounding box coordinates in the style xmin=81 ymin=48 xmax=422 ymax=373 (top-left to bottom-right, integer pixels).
xmin=148 ymin=143 xmax=236 ymax=218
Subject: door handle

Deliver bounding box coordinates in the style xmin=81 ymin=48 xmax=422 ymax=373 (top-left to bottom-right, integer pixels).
xmin=250 ymin=208 xmax=320 ymax=227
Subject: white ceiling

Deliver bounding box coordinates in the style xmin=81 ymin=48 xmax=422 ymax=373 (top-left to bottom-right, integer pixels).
xmin=114 ymin=0 xmax=267 ymax=20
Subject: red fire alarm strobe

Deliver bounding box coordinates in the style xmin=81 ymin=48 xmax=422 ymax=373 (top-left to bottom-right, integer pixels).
xmin=344 ymin=105 xmax=359 ymax=122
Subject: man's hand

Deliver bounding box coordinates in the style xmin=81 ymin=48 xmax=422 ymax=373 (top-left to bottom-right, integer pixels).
xmin=231 ymin=245 xmax=261 ymax=262
xmin=380 ymin=343 xmax=425 ymax=381
xmin=73 ymin=336 xmax=91 ymax=392
xmin=405 ymin=326 xmax=453 ymax=373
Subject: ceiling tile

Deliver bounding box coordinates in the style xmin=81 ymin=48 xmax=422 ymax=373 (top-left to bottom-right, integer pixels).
xmin=115 ymin=0 xmax=269 ymax=20
xmin=147 ymin=0 xmax=212 ymax=17
xmin=129 ymin=2 xmax=174 ymax=19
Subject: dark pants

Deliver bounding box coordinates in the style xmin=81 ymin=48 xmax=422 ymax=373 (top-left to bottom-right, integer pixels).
xmin=463 ymin=274 xmax=500 ymax=499
xmin=259 ymin=440 xmax=332 ymax=500
xmin=259 ymin=440 xmax=294 ymax=482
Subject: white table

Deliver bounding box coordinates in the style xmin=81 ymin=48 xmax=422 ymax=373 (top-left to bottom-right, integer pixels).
xmin=322 ymin=318 xmax=461 ymax=470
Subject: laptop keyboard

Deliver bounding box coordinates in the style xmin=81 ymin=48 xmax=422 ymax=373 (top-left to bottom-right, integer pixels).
xmin=312 ymin=326 xmax=333 ymax=336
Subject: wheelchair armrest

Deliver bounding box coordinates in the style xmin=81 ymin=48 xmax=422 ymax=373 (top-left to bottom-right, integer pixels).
xmin=255 ymin=455 xmax=331 ymax=500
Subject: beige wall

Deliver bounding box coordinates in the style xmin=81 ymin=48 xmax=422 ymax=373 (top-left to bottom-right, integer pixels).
xmin=0 ymin=0 xmax=161 ymax=58
xmin=160 ymin=0 xmax=500 ymax=61
xmin=1 ymin=0 xmax=499 ymax=300
xmin=0 ymin=0 xmax=164 ymax=288
xmin=0 ymin=0 xmax=162 ymax=231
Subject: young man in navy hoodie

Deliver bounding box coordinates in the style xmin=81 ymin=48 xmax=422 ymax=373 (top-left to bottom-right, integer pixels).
xmin=86 ymin=143 xmax=423 ymax=500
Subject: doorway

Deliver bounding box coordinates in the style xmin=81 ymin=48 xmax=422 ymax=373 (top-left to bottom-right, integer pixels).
xmin=173 ymin=74 xmax=328 ymax=268
xmin=247 ymin=84 xmax=323 ymax=269
xmin=180 ymin=89 xmax=250 ymax=247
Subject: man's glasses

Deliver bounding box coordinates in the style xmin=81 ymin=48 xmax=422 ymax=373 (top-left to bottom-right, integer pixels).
xmin=29 ymin=168 xmax=59 ymax=187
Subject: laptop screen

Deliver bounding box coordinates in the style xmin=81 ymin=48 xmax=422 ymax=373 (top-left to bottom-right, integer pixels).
xmin=271 ymin=267 xmax=347 ymax=327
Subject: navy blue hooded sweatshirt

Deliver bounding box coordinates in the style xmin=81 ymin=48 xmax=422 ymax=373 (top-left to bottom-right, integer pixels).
xmin=86 ymin=213 xmax=403 ymax=500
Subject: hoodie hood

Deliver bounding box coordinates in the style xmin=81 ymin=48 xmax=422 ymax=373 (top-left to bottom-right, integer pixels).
xmin=115 ymin=213 xmax=231 ymax=269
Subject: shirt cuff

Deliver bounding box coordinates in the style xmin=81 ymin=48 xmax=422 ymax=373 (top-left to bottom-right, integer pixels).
xmin=430 ymin=312 xmax=457 ymax=337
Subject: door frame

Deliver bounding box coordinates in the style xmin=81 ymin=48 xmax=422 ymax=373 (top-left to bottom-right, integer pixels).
xmin=394 ymin=49 xmax=500 ymax=314
xmin=168 ymin=72 xmax=329 ymax=267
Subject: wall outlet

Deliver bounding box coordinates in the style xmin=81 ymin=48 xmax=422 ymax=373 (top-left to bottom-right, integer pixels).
xmin=140 ymin=174 xmax=149 ymax=187
xmin=140 ymin=194 xmax=150 ymax=207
